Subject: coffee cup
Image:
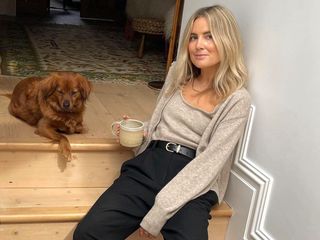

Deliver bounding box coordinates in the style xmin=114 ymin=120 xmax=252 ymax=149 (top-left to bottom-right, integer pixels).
xmin=111 ymin=119 xmax=144 ymax=147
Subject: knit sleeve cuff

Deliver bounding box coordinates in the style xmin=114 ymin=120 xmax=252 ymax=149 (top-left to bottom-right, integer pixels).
xmin=140 ymin=204 xmax=168 ymax=237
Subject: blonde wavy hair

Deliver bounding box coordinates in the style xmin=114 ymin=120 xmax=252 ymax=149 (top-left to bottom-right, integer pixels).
xmin=169 ymin=5 xmax=248 ymax=99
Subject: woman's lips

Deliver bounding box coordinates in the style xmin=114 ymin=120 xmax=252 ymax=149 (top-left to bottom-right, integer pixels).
xmin=193 ymin=54 xmax=208 ymax=59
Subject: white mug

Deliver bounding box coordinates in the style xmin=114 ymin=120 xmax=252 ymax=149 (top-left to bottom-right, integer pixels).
xmin=111 ymin=119 xmax=144 ymax=147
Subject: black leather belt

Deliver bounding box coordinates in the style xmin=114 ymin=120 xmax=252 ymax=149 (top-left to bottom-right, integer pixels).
xmin=148 ymin=140 xmax=196 ymax=159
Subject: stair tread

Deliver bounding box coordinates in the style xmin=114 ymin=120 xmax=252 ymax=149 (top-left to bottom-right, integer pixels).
xmin=0 ymin=202 xmax=232 ymax=224
xmin=0 ymin=138 xmax=125 ymax=151
xmin=0 ymin=206 xmax=88 ymax=223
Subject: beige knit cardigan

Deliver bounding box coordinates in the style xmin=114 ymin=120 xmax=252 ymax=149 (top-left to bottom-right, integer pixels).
xmin=137 ymin=64 xmax=251 ymax=236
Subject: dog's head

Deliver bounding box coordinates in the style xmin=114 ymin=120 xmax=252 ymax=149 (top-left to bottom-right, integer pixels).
xmin=38 ymin=72 xmax=92 ymax=113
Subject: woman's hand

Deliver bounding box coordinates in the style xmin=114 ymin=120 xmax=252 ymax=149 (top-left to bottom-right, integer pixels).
xmin=139 ymin=227 xmax=155 ymax=239
xmin=113 ymin=115 xmax=130 ymax=139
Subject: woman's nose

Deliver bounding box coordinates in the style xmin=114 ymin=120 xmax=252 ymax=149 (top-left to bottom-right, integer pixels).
xmin=196 ymin=37 xmax=205 ymax=49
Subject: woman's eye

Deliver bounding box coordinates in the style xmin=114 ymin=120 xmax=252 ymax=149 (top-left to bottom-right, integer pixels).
xmin=189 ymin=35 xmax=197 ymax=41
xmin=205 ymin=34 xmax=213 ymax=40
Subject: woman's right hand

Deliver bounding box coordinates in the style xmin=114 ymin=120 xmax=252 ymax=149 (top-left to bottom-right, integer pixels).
xmin=139 ymin=227 xmax=155 ymax=239
xmin=113 ymin=115 xmax=130 ymax=139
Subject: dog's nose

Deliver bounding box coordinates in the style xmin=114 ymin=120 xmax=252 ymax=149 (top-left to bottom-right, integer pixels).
xmin=63 ymin=100 xmax=70 ymax=109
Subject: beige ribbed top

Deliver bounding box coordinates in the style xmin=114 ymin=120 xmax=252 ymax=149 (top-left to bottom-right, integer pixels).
xmin=152 ymin=90 xmax=214 ymax=149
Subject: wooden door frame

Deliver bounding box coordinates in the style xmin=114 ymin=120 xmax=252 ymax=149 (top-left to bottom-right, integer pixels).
xmin=166 ymin=0 xmax=183 ymax=73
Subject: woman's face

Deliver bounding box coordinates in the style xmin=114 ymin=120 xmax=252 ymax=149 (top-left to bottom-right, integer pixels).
xmin=188 ymin=17 xmax=220 ymax=71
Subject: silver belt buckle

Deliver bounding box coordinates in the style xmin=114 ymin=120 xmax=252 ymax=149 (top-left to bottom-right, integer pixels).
xmin=165 ymin=142 xmax=181 ymax=153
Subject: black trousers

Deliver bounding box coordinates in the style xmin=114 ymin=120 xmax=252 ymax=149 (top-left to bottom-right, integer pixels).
xmin=73 ymin=146 xmax=218 ymax=240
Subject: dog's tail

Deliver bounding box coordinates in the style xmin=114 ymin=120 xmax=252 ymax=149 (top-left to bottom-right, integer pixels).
xmin=0 ymin=93 xmax=12 ymax=99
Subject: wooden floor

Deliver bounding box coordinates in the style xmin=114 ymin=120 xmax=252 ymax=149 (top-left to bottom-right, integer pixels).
xmin=0 ymin=75 xmax=159 ymax=145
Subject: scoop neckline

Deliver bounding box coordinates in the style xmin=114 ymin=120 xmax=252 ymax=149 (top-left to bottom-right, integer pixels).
xmin=179 ymin=90 xmax=219 ymax=115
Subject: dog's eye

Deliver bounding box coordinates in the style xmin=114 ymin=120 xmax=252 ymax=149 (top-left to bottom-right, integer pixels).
xmin=57 ymin=89 xmax=64 ymax=95
xmin=72 ymin=90 xmax=79 ymax=96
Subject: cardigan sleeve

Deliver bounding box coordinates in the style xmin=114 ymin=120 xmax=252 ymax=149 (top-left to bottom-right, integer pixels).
xmin=140 ymin=92 xmax=251 ymax=236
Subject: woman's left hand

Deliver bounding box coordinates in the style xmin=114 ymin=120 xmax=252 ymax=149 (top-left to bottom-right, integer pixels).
xmin=139 ymin=227 xmax=156 ymax=239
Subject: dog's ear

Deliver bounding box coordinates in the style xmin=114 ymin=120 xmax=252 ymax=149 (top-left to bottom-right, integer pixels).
xmin=76 ymin=74 xmax=92 ymax=100
xmin=38 ymin=74 xmax=58 ymax=101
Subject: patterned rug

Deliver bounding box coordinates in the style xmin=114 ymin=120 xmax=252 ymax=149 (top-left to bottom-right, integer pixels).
xmin=0 ymin=20 xmax=166 ymax=84
xmin=0 ymin=20 xmax=42 ymax=77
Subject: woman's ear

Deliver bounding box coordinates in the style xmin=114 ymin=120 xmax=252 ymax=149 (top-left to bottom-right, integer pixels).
xmin=77 ymin=74 xmax=92 ymax=100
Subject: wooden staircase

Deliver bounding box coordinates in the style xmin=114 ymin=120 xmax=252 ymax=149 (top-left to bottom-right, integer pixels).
xmin=0 ymin=78 xmax=232 ymax=240
xmin=0 ymin=142 xmax=232 ymax=240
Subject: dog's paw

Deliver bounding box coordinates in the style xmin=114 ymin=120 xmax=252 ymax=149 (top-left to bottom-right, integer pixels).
xmin=59 ymin=138 xmax=72 ymax=161
xmin=67 ymin=127 xmax=76 ymax=134
xmin=65 ymin=119 xmax=77 ymax=132
xmin=64 ymin=151 xmax=73 ymax=162
xmin=74 ymin=123 xmax=84 ymax=133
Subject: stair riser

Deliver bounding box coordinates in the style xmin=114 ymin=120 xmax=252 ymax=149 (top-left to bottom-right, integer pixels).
xmin=0 ymin=222 xmax=76 ymax=240
xmin=0 ymin=150 xmax=133 ymax=188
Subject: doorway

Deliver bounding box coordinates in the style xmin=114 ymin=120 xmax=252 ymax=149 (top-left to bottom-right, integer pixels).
xmin=166 ymin=0 xmax=184 ymax=72
xmin=80 ymin=0 xmax=126 ymax=24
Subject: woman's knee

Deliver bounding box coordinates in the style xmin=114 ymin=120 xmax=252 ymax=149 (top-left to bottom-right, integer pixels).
xmin=73 ymin=210 xmax=139 ymax=240
xmin=73 ymin=221 xmax=89 ymax=240
xmin=73 ymin=211 xmax=108 ymax=240
xmin=161 ymin=195 xmax=216 ymax=240
xmin=73 ymin=215 xmax=100 ymax=240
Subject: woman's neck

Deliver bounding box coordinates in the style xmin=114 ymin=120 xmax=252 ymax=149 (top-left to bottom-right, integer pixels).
xmin=192 ymin=70 xmax=215 ymax=92
xmin=191 ymin=77 xmax=212 ymax=93
xmin=198 ymin=67 xmax=218 ymax=83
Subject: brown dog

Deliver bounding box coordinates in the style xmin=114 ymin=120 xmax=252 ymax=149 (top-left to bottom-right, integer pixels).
xmin=8 ymin=72 xmax=92 ymax=161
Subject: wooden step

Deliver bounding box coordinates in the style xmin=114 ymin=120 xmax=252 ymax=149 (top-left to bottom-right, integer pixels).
xmin=0 ymin=141 xmax=132 ymax=189
xmin=0 ymin=144 xmax=232 ymax=240
xmin=0 ymin=206 xmax=88 ymax=224
xmin=0 ymin=203 xmax=232 ymax=224
xmin=0 ymin=203 xmax=232 ymax=240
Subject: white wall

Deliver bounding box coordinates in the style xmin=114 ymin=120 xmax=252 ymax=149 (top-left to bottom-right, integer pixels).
xmin=181 ymin=1 xmax=320 ymax=239
xmin=0 ymin=0 xmax=16 ymax=16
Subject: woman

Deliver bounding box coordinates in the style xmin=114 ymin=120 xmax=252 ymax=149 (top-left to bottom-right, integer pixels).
xmin=74 ymin=5 xmax=250 ymax=240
